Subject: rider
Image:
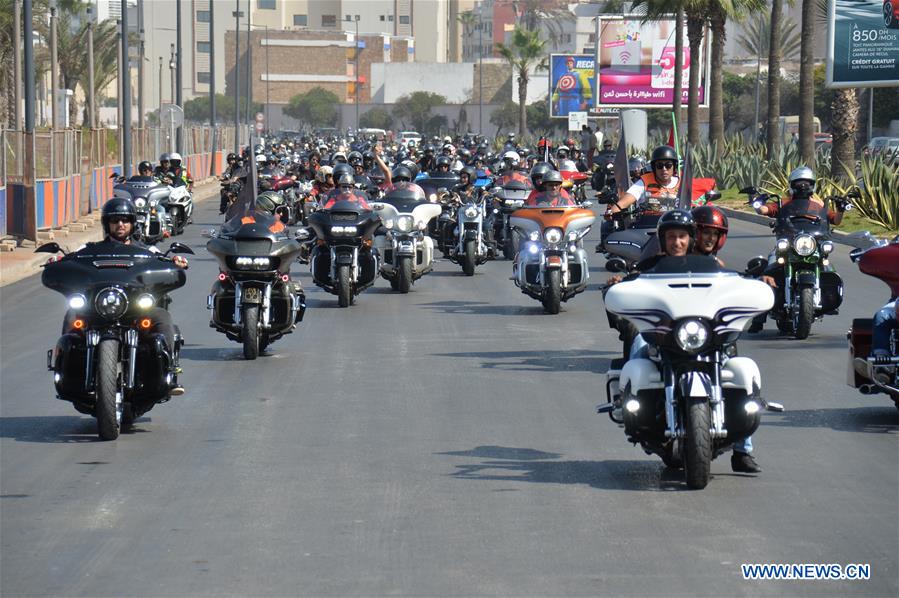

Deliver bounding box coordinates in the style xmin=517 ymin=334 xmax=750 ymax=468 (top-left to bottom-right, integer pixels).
xmin=311 ymin=165 xmax=335 ymax=197
xmin=154 ymin=153 xmax=172 ymax=180
xmin=239 ymin=191 xmax=288 ymax=233
xmin=453 ymin=165 xmax=481 ymax=202
xmin=431 ymin=155 xmax=453 ymax=176
xmin=167 ymin=152 xmax=193 ymax=191
xmin=754 ymin=166 xmax=845 ymax=226
xmin=524 ymin=170 xmax=575 ymax=207
xmin=133 ymin=161 xmax=155 ymax=180
xmin=609 ymin=145 xmax=681 ymax=216
xmin=323 ymin=174 xmax=371 ymax=209
xmin=496 ymin=151 xmax=531 ymax=188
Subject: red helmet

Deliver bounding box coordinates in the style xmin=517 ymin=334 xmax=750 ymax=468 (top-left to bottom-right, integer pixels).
xmin=691 ymin=205 xmax=728 ymax=252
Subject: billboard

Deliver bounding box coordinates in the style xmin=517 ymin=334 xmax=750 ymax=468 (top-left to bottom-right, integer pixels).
xmin=826 ymin=0 xmax=899 ymax=88
xmin=594 ymin=17 xmax=709 ymax=108
xmin=549 ymin=54 xmax=596 ymax=118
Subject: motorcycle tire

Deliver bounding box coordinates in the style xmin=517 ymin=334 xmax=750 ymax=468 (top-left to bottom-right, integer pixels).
xmin=242 ymin=304 xmax=260 ymax=360
xmin=503 ymin=237 xmax=515 ymax=260
xmin=542 ymin=269 xmax=562 ymax=314
xmin=171 ymin=207 xmax=184 ymax=235
xmin=95 ymin=338 xmax=122 ymax=441
xmin=794 ymin=286 xmax=815 ymax=340
xmin=462 ymin=240 xmax=476 ymax=276
xmin=337 ymin=264 xmax=352 ymax=308
xmin=398 ymin=256 xmax=413 ymax=294
xmin=683 ymin=398 xmax=712 ymax=489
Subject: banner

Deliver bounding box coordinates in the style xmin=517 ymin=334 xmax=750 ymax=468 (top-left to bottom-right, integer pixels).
xmin=549 ymin=54 xmax=596 ymax=118
xmin=594 ymin=17 xmax=709 ymax=108
xmin=826 ymin=0 xmax=899 ymax=88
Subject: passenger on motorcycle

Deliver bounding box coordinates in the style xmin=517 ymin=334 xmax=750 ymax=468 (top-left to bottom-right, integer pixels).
xmin=609 ymin=145 xmax=681 ymax=215
xmin=524 ymin=170 xmax=575 ymax=207
xmin=154 ymin=153 xmax=172 ymax=180
xmin=311 ymin=165 xmax=335 ymax=197
xmin=167 ymin=152 xmax=193 ymax=191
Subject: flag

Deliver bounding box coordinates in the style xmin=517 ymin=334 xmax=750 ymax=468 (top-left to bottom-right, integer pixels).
xmin=613 ymin=116 xmax=629 ymax=195
xmin=667 ymin=125 xmax=675 ymax=148
xmin=677 ymin=143 xmax=693 ymax=209
xmin=225 ymin=137 xmax=259 ymax=221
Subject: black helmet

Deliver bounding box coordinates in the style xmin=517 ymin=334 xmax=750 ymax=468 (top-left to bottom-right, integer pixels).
xmin=226 ymin=152 xmax=238 ymax=162
xmin=542 ymin=169 xmax=563 ymax=185
xmin=628 ymin=157 xmax=646 ymax=176
xmin=435 ymin=155 xmax=452 ymax=169
xmin=530 ymin=161 xmax=554 ymax=188
xmin=348 ymin=151 xmax=363 ymax=166
xmin=101 ymin=197 xmax=136 ymax=228
xmin=137 ymin=160 xmax=153 ymax=174
xmin=401 ymin=160 xmax=420 ymax=179
xmin=332 ymin=163 xmax=354 ymax=181
xmin=458 ymin=148 xmax=471 ymax=161
xmin=657 ymin=209 xmax=696 ymax=246
xmin=460 ymin=165 xmax=477 ymax=183
xmin=362 ymin=151 xmax=375 ymax=167
xmin=650 ymin=145 xmax=678 ymax=172
xmin=392 ymin=165 xmax=413 ymax=183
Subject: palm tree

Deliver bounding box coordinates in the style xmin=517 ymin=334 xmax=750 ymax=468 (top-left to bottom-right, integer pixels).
xmin=511 ymin=0 xmax=575 ymax=50
xmin=798 ymin=0 xmax=816 ymax=163
xmin=735 ymin=12 xmax=801 ymax=61
xmin=673 ymin=8 xmax=685 ymax=133
xmin=496 ymin=25 xmax=548 ymax=137
xmin=766 ymin=0 xmax=784 ymax=158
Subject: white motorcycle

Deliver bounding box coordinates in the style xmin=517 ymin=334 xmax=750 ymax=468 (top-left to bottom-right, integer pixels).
xmin=598 ymin=255 xmax=783 ymax=489
xmin=166 ymin=185 xmax=194 ymax=235
xmin=371 ymin=188 xmax=441 ymax=293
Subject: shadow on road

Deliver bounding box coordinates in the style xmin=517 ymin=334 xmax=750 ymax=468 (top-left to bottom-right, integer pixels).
xmin=432 ymin=349 xmax=612 ymax=374
xmin=180 ymin=347 xmax=254 ymax=361
xmin=0 ymin=416 xmax=102 ymax=443
xmin=436 ymin=445 xmax=686 ymax=492
xmin=420 ymin=300 xmax=544 ymax=317
xmin=763 ymin=406 xmax=899 ymax=434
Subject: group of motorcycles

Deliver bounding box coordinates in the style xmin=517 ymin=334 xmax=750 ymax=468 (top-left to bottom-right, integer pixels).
xmin=112 ymin=171 xmax=195 ymax=244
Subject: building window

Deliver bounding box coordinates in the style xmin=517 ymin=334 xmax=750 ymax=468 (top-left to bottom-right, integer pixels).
xmin=196 ymin=10 xmax=209 ymax=22
xmin=399 ymin=15 xmax=410 ymax=25
xmin=257 ymin=0 xmax=276 ymax=9
xmin=345 ymin=14 xmax=351 ymax=22
xmin=588 ymin=33 xmax=596 ymax=43
xmin=379 ymin=15 xmax=385 ymax=21
xmin=388 ymin=15 xmax=394 ymax=21
xmin=322 ymin=14 xmax=336 ymax=27
xmin=197 ymin=72 xmax=211 ymax=84
xmin=293 ymin=14 xmax=307 ymax=26
xmin=197 ymin=41 xmax=210 ymax=53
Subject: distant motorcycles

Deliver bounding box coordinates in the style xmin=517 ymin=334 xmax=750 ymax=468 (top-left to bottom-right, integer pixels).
xmin=743 ymin=186 xmax=847 ymax=339
xmin=38 ymin=239 xmax=193 ymax=440
xmin=113 ymin=176 xmax=170 ymax=244
xmin=510 ymin=203 xmax=595 ymax=314
xmin=305 ymin=199 xmax=381 ymax=307
xmin=599 ymin=255 xmax=782 ymax=489
xmin=371 ymin=186 xmax=441 ymax=293
xmin=847 ymin=234 xmax=899 ymax=409
xmin=166 ymin=184 xmax=193 ymax=235
xmin=206 ymin=212 xmax=306 ymax=359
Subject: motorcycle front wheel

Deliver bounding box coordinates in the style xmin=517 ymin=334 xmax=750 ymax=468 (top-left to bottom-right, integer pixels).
xmin=95 ymin=338 xmax=122 ymax=440
xmin=542 ymin=269 xmax=562 ymax=314
xmin=242 ymin=304 xmax=260 ymax=360
xmin=337 ymin=264 xmax=352 ymax=307
xmin=462 ymin=240 xmax=476 ymax=276
xmin=794 ymin=286 xmax=815 ymax=340
xmin=171 ymin=207 xmax=184 ymax=235
xmin=683 ymin=397 xmax=711 ymax=489
xmin=398 ymin=256 xmax=413 ymax=293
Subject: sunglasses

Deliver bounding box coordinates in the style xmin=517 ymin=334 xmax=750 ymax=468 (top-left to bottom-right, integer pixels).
xmin=108 ymin=216 xmax=131 ymax=224
xmin=655 ymin=162 xmax=676 ymax=170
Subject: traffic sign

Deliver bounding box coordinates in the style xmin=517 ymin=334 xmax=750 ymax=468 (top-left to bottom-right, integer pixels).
xmin=160 ymin=104 xmax=184 ymax=128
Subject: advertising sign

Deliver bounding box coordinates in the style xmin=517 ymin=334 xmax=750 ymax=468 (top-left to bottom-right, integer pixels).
xmin=826 ymin=0 xmax=899 ymax=88
xmin=594 ymin=17 xmax=709 ymax=108
xmin=568 ymin=111 xmax=589 ymax=131
xmin=549 ymin=54 xmax=596 ymax=118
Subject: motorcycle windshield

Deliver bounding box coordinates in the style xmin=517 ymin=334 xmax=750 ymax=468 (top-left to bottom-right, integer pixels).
xmin=42 ymin=240 xmax=186 ymax=299
xmin=116 ymin=179 xmax=165 ymax=199
xmin=418 ymin=175 xmax=460 ymax=195
xmin=641 ymin=254 xmax=728 ymax=275
xmin=383 ymin=187 xmax=428 ymax=212
xmin=774 ymin=199 xmax=830 ymax=238
xmin=219 ymin=212 xmax=287 ymax=241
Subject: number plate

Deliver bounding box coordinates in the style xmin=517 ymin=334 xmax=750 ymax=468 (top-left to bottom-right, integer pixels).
xmin=243 ymin=287 xmax=261 ymax=303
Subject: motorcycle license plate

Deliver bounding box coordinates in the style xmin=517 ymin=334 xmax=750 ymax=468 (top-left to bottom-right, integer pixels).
xmin=546 ymin=255 xmax=563 ymax=268
xmin=243 ymin=287 xmax=261 ymax=303
xmin=398 ymin=241 xmax=415 ymax=254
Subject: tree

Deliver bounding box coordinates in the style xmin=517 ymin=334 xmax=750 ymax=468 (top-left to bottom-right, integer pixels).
xmin=283 ymin=87 xmax=340 ymax=128
xmin=183 ymin=93 xmax=261 ymax=123
xmin=736 ymin=12 xmax=801 ymax=61
xmin=496 ymin=25 xmax=548 ymax=137
xmin=359 ymin=107 xmax=393 ymax=130
xmin=489 ymin=100 xmax=519 ymax=134
xmin=391 ymin=91 xmax=446 ymax=134
xmin=798 ymin=0 xmax=816 ymax=164
xmin=766 ymin=0 xmax=784 ymax=158
xmin=512 ymin=0 xmax=576 ymax=49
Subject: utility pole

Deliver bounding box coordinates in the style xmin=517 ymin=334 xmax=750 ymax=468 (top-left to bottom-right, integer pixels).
xmin=210 ymin=0 xmax=217 ymax=175
xmin=234 ymin=1 xmax=241 ymax=152
xmin=478 ymin=17 xmax=483 ymax=133
xmin=138 ymin=0 xmax=145 ymax=131
xmin=121 ymin=0 xmax=132 ymax=177
xmin=246 ymin=0 xmax=252 ymax=128
xmin=158 ymin=57 xmax=163 ymax=114
xmin=50 ymin=1 xmax=59 ymax=130
xmin=170 ymin=44 xmax=176 ymax=105
xmin=13 ymin=0 xmax=22 ymax=130
xmin=176 ymin=0 xmax=183 ymax=153
xmin=24 ymin=0 xmax=36 ymax=241
xmin=354 ymin=16 xmax=360 ymax=132
xmin=264 ymin=25 xmax=269 ymax=133
xmin=87 ymin=6 xmax=96 ymax=128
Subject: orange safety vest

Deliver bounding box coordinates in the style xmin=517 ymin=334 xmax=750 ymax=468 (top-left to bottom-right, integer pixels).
xmin=639 ymin=173 xmax=680 ymax=199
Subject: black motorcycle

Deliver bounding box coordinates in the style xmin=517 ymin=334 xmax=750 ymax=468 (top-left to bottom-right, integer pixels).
xmin=38 ymin=239 xmax=193 ymax=440
xmin=304 ymin=199 xmax=381 ymax=307
xmin=206 ymin=212 xmax=306 ymax=359
xmin=113 ymin=176 xmax=171 ymax=244
xmin=489 ymin=181 xmax=529 ymax=259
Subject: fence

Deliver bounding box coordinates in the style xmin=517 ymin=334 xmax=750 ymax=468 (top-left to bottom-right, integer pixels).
xmin=2 ymin=125 xmax=249 ymax=240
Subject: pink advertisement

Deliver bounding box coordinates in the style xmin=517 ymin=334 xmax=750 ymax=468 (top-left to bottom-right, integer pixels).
xmin=595 ymin=17 xmax=709 ymax=108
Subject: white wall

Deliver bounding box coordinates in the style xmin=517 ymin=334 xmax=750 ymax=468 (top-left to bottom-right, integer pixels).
xmin=370 ymin=62 xmax=474 ymax=103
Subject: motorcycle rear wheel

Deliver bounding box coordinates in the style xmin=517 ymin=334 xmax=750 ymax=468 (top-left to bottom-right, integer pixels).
xmin=684 ymin=397 xmax=711 ymax=489
xmin=398 ymin=256 xmax=413 ymax=293
xmin=337 ymin=264 xmax=352 ymax=307
xmin=242 ymin=305 xmax=260 ymax=360
xmin=96 ymin=339 xmax=122 ymax=441
xmin=462 ymin=240 xmax=476 ymax=276
xmin=794 ymin=286 xmax=815 ymax=340
xmin=542 ymin=269 xmax=562 ymax=314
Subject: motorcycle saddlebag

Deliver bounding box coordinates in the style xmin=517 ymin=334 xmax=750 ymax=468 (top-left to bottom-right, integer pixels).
xmin=53 ymin=333 xmax=88 ymax=399
xmin=820 ymin=270 xmax=843 ymax=313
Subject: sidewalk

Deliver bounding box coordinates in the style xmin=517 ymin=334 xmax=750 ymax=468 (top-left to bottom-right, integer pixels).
xmin=0 ymin=178 xmax=220 ymax=287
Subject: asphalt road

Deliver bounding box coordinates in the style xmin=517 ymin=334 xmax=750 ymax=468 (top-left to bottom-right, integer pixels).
xmin=1 ymin=195 xmax=896 ymax=597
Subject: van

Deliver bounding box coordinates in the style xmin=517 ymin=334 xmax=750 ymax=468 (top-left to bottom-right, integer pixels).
xmin=778 ymin=116 xmax=821 ymax=143
xmin=357 ymin=128 xmax=386 ymax=140
xmin=398 ymin=131 xmax=422 ymax=148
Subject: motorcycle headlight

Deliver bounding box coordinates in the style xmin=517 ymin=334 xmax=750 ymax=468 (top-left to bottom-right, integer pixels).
xmin=429 ymin=193 xmax=437 ymax=202
xmin=675 ymin=319 xmax=709 ymax=353
xmin=136 ymin=293 xmax=155 ymax=309
xmin=529 ymin=231 xmax=540 ymax=242
xmin=544 ymin=227 xmax=563 ymax=244
xmin=134 ymin=198 xmax=147 ymax=208
xmin=464 ymin=206 xmax=479 ymax=219
xmin=341 ymin=225 xmax=358 ymax=236
xmin=792 ymin=234 xmax=816 ymax=256
xmin=331 ymin=225 xmax=345 ymax=235
xmin=94 ymin=287 xmax=129 ymax=320
xmin=820 ymin=240 xmax=834 ymax=255
xmin=776 ymin=238 xmax=790 ymax=252
xmin=67 ymin=294 xmax=87 ymax=310
xmin=567 ymin=230 xmax=579 ymax=242
xmin=234 ymin=256 xmax=272 ymax=270
xmin=149 ymin=198 xmax=158 ymax=207
xmin=383 ymin=219 xmax=394 ymax=230
xmin=396 ymin=215 xmax=414 ymax=232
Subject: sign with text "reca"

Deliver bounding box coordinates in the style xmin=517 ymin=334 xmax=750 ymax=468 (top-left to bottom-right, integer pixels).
xmin=826 ymin=0 xmax=899 ymax=88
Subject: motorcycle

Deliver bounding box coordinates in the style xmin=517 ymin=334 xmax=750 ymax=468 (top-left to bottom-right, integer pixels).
xmin=205 ymin=212 xmax=306 ymax=360
xmin=489 ymin=181 xmax=530 ymax=260
xmin=112 ymin=176 xmax=170 ymax=244
xmin=847 ymin=233 xmax=899 ymax=410
xmin=439 ymin=190 xmax=491 ymax=276
xmin=37 ymin=239 xmax=193 ymax=440
xmin=371 ymin=186 xmax=441 ymax=293
xmin=743 ymin=186 xmax=847 ymax=339
xmin=598 ymin=255 xmax=782 ymax=489
xmin=510 ymin=202 xmax=595 ymax=314
xmin=166 ymin=184 xmax=193 ymax=235
xmin=304 ymin=199 xmax=382 ymax=307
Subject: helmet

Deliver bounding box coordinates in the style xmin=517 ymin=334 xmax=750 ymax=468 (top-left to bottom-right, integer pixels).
xmin=502 ymin=150 xmax=520 ymax=168
xmin=424 ymin=144 xmax=436 ymax=155
xmin=337 ymin=173 xmax=355 ymax=188
xmin=168 ymin=152 xmax=183 ymax=167
xmin=460 ymin=165 xmax=477 ymax=183
xmin=362 ymin=151 xmax=375 ymax=167
xmin=255 ymin=191 xmax=282 ymax=214
xmin=556 ymin=146 xmax=569 ymax=159
xmin=443 ymin=135 xmax=453 ymax=144
xmin=542 ymin=169 xmax=563 ymax=185
xmin=137 ymin=160 xmax=153 ymax=174
xmin=628 ymin=157 xmax=646 ymax=177
xmin=253 ymin=144 xmax=265 ymax=155
xmin=315 ymin=165 xmax=334 ymax=183
xmin=255 ymin=154 xmax=267 ymax=165
xmin=158 ymin=152 xmax=171 ymax=163
xmin=458 ymin=148 xmax=471 ymax=161
xmin=101 ymin=197 xmax=137 ymax=228
xmin=401 ymin=160 xmax=420 ymax=179
xmin=788 ymin=166 xmax=816 ymax=194
xmin=692 ymin=205 xmax=729 ymax=253
xmin=226 ymin=152 xmax=238 ymax=162
xmin=442 ymin=143 xmax=455 ymax=154
xmin=530 ymin=161 xmax=554 ymax=187
xmin=435 ymin=155 xmax=452 ymax=169
xmin=656 ymin=209 xmax=696 ymax=248
xmin=332 ymin=163 xmax=354 ymax=180
xmin=348 ymin=151 xmax=363 ymax=166
xmin=650 ymin=145 xmax=678 ymax=171
xmin=332 ymin=151 xmax=347 ymax=163
xmin=392 ymin=165 xmax=413 ymax=183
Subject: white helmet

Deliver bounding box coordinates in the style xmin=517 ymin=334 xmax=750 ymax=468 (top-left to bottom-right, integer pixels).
xmin=255 ymin=154 xmax=267 ymax=164
xmin=315 ymin=165 xmax=333 ymax=183
xmin=502 ymin=150 xmax=520 ymax=167
xmin=443 ymin=135 xmax=453 ymax=143
xmin=788 ymin=166 xmax=816 ymax=193
xmin=169 ymin=152 xmax=183 ymax=165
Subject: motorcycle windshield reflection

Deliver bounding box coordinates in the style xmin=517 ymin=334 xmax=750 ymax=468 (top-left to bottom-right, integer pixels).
xmin=774 ymin=199 xmax=830 ymax=238
xmin=383 ymin=186 xmax=428 ymax=212
xmin=220 ymin=211 xmax=287 ymax=240
xmin=643 ymin=254 xmax=729 ymax=275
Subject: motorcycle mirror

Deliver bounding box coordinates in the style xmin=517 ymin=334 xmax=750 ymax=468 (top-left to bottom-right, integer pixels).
xmin=167 ymin=242 xmax=195 ymax=255
xmin=745 ymin=256 xmax=767 ymax=277
xmin=34 ymin=242 xmax=64 ymax=254
xmin=295 ymin=227 xmax=312 ymax=240
xmin=739 ymin=185 xmax=757 ymax=195
xmin=705 ymin=189 xmax=721 ymax=202
xmin=849 ymin=247 xmax=865 ymax=263
xmin=370 ymin=202 xmax=385 ymax=211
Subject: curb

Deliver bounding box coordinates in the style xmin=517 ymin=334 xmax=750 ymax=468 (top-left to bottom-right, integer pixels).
xmin=718 ymin=206 xmax=866 ymax=249
xmin=0 ymin=179 xmax=219 ymax=288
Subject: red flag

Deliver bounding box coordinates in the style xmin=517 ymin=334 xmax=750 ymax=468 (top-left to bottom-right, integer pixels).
xmin=667 ymin=125 xmax=675 ymax=148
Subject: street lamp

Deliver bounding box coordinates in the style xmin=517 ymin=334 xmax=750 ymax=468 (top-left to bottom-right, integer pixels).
xmin=169 ymin=44 xmax=176 ymax=105
xmin=346 ymin=15 xmax=360 ymax=132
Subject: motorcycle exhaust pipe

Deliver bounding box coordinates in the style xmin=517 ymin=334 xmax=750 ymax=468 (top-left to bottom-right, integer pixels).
xmin=605 ymin=256 xmax=627 ymax=272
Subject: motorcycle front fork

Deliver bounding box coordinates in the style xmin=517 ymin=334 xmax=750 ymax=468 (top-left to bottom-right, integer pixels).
xmin=663 ymin=358 xmax=726 ymax=439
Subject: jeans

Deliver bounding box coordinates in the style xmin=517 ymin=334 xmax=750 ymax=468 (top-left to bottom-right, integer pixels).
xmin=628 ymin=333 xmax=754 ymax=455
xmin=872 ymin=301 xmax=897 ymax=357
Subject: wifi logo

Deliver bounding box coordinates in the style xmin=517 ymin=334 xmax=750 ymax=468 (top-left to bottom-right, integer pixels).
xmin=619 ymin=51 xmax=632 ymax=63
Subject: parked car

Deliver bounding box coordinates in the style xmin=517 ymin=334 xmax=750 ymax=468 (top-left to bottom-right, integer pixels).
xmin=398 ymin=131 xmax=422 ymax=149
xmin=885 ymin=0 xmax=899 ymax=28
